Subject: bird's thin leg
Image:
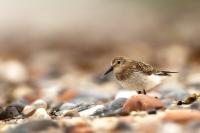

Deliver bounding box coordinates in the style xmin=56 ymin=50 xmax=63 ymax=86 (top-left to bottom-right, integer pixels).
xmin=143 ymin=89 xmax=146 ymax=95
xmin=137 ymin=90 xmax=142 ymax=94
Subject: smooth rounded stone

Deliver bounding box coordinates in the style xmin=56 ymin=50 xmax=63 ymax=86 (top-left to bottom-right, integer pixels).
xmin=32 ymin=99 xmax=47 ymax=109
xmin=93 ymin=98 xmax=128 ymax=117
xmin=22 ymin=99 xmax=47 ymax=116
xmin=160 ymin=82 xmax=189 ymax=100
xmin=191 ymin=101 xmax=200 ymax=110
xmin=123 ymin=94 xmax=164 ymax=112
xmin=22 ymin=105 xmax=35 ymax=116
xmin=58 ymin=103 xmax=96 ymax=116
xmin=159 ymin=122 xmax=183 ymax=133
xmin=115 ymin=90 xmax=137 ymax=99
xmin=0 ymin=104 xmax=25 ymax=120
xmin=0 ymin=107 xmax=6 ymax=120
xmin=61 ymin=109 xmax=80 ymax=117
xmin=0 ymin=60 xmax=28 ymax=83
xmin=5 ymin=106 xmax=21 ymax=118
xmin=108 ymin=98 xmax=127 ymax=110
xmin=59 ymin=103 xmax=78 ymax=111
xmin=6 ymin=120 xmax=58 ymax=133
xmin=79 ymin=105 xmax=104 ymax=117
xmin=147 ymin=108 xmax=157 ymax=114
xmin=29 ymin=108 xmax=51 ymax=120
xmin=12 ymin=99 xmax=28 ymax=112
xmin=76 ymin=103 xmax=96 ymax=112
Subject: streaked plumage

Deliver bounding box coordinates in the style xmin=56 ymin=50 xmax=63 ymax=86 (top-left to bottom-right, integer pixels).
xmin=104 ymin=57 xmax=178 ymax=94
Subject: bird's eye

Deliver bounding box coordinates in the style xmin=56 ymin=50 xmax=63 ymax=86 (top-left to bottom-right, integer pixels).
xmin=117 ymin=61 xmax=121 ymax=64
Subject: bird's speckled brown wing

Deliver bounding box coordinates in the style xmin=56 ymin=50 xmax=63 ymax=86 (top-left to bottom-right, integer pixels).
xmin=133 ymin=61 xmax=156 ymax=75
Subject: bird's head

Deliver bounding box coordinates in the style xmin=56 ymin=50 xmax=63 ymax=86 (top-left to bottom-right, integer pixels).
xmin=103 ymin=57 xmax=130 ymax=76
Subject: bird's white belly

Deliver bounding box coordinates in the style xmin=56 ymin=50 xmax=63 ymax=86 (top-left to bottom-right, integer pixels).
xmin=118 ymin=73 xmax=163 ymax=91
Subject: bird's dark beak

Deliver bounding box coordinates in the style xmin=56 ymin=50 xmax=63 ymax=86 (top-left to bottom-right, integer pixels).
xmin=103 ymin=66 xmax=113 ymax=76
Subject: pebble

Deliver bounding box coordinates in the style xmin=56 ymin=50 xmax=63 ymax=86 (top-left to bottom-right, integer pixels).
xmin=93 ymin=98 xmax=127 ymax=117
xmin=32 ymin=99 xmax=47 ymax=109
xmin=115 ymin=90 xmax=137 ymax=99
xmin=0 ymin=107 xmax=6 ymax=120
xmin=61 ymin=109 xmax=80 ymax=117
xmin=6 ymin=120 xmax=58 ymax=133
xmin=76 ymin=103 xmax=95 ymax=112
xmin=22 ymin=105 xmax=36 ymax=116
xmin=122 ymin=94 xmax=164 ymax=112
xmin=79 ymin=105 xmax=104 ymax=117
xmin=5 ymin=106 xmax=21 ymax=119
xmin=147 ymin=108 xmax=157 ymax=114
xmin=29 ymin=108 xmax=51 ymax=120
xmin=22 ymin=99 xmax=47 ymax=116
xmin=59 ymin=103 xmax=78 ymax=111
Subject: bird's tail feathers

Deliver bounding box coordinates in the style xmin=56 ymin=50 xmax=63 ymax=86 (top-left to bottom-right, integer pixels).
xmin=156 ymin=71 xmax=179 ymax=76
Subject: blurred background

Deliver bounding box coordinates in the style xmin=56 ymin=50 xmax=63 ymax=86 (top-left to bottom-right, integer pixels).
xmin=0 ymin=0 xmax=199 ymax=92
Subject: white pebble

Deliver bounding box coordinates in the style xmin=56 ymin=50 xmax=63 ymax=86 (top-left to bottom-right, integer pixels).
xmin=30 ymin=108 xmax=51 ymax=120
xmin=32 ymin=99 xmax=47 ymax=109
xmin=115 ymin=90 xmax=137 ymax=99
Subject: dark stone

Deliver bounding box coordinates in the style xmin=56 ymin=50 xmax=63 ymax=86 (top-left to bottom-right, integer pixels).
xmin=6 ymin=120 xmax=58 ymax=133
xmin=0 ymin=107 xmax=6 ymax=120
xmin=107 ymin=98 xmax=127 ymax=110
xmin=93 ymin=98 xmax=127 ymax=117
xmin=114 ymin=121 xmax=133 ymax=132
xmin=147 ymin=108 xmax=157 ymax=114
xmin=5 ymin=106 xmax=20 ymax=118
xmin=50 ymin=103 xmax=63 ymax=116
xmin=76 ymin=103 xmax=95 ymax=112
xmin=11 ymin=99 xmax=28 ymax=112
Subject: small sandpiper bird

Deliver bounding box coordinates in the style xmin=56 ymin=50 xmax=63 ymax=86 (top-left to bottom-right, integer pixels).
xmin=103 ymin=57 xmax=178 ymax=94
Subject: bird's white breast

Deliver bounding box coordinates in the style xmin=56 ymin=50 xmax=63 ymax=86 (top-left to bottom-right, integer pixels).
xmin=117 ymin=72 xmax=164 ymax=91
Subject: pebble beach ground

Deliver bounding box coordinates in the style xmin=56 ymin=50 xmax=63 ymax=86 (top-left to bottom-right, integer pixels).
xmin=0 ymin=57 xmax=199 ymax=133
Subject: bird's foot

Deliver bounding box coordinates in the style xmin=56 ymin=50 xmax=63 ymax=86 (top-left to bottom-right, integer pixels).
xmin=137 ymin=89 xmax=146 ymax=95
xmin=143 ymin=89 xmax=146 ymax=95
